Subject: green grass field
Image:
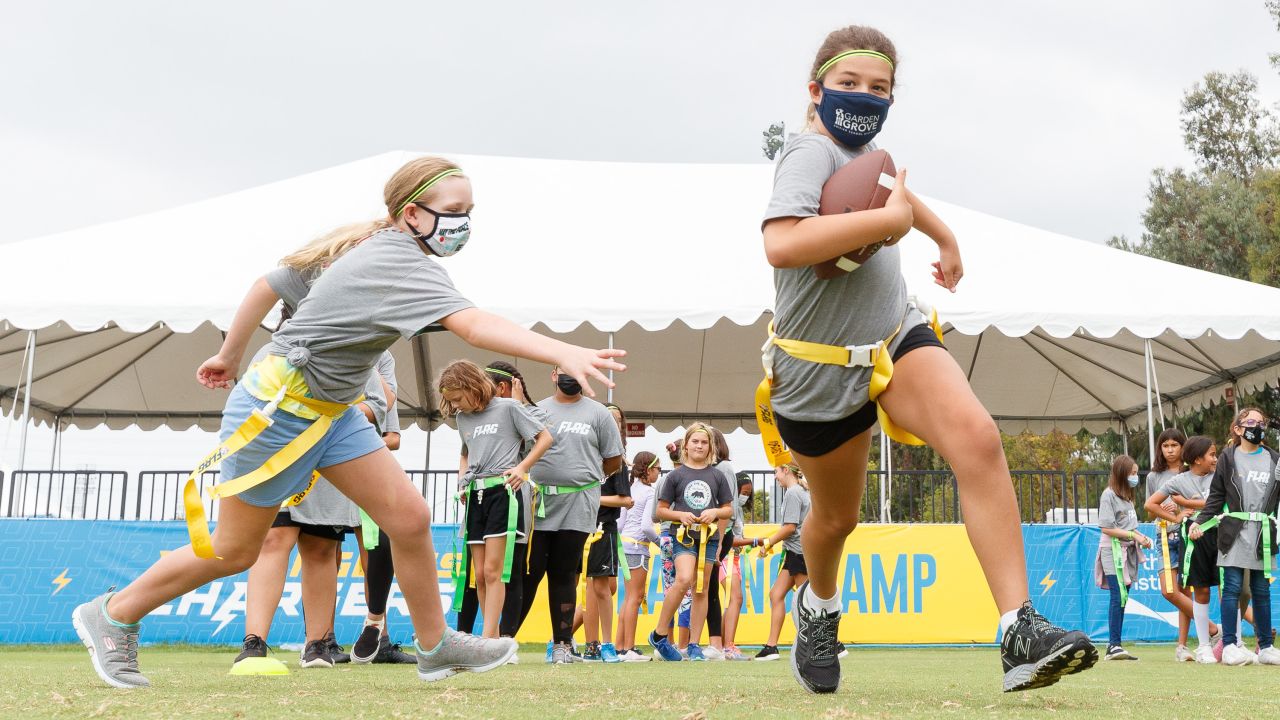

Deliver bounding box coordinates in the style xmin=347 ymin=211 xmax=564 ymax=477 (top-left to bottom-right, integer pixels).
xmin=0 ymin=643 xmax=1256 ymax=719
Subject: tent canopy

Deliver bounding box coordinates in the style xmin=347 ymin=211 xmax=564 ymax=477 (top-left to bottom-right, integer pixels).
xmin=2 ymin=151 xmax=1278 ymax=433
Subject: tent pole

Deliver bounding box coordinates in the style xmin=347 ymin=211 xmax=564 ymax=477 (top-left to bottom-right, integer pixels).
xmin=1149 ymin=340 xmax=1166 ymax=430
xmin=607 ymin=333 xmax=615 ymax=404
xmin=1143 ymin=340 xmax=1155 ymax=469
xmin=424 ymin=427 xmax=432 ymax=472
xmin=17 ymin=331 xmax=35 ymax=471
xmin=49 ymin=418 xmax=60 ymax=470
xmin=881 ymin=430 xmax=892 ymax=523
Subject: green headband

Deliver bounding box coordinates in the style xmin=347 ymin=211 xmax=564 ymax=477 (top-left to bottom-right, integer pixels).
xmin=648 ymin=456 xmax=660 ymax=469
xmin=486 ymin=367 xmax=514 ymax=380
xmin=394 ymin=168 xmax=462 ymax=216
xmin=815 ymin=50 xmax=894 ymax=80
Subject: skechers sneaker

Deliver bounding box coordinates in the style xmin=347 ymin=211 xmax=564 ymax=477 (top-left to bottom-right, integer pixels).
xmin=323 ymin=631 xmax=349 ymax=664
xmin=1194 ymin=645 xmax=1218 ymax=664
xmin=1222 ymin=642 xmax=1258 ymax=667
xmin=1174 ymin=645 xmax=1194 ymax=662
xmin=754 ymin=645 xmax=781 ymax=661
xmin=415 ymin=627 xmax=518 ymax=680
xmin=702 ymin=645 xmax=725 ymax=661
xmin=622 ymin=648 xmax=652 ymax=662
xmin=235 ymin=634 xmax=269 ymax=664
xmin=790 ymin=581 xmax=843 ymax=694
xmin=686 ymin=643 xmax=706 ymax=661
xmin=352 ymin=618 xmax=385 ymax=664
xmin=600 ymin=642 xmax=621 ymax=663
xmin=1257 ymin=646 xmax=1280 ymax=665
xmin=300 ymin=639 xmax=334 ymax=668
xmin=1104 ymin=645 xmax=1136 ymax=661
xmin=1000 ymin=602 xmax=1098 ymax=692
xmin=371 ymin=635 xmax=417 ymax=664
xmin=582 ymin=641 xmax=602 ymax=662
xmin=72 ymin=592 xmax=150 ymax=688
xmin=551 ymin=642 xmax=583 ymax=665
xmin=650 ymin=631 xmax=683 ymax=662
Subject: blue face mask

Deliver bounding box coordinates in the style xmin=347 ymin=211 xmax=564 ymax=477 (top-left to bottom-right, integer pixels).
xmin=1127 ymin=475 xmax=1140 ymax=488
xmin=816 ymin=88 xmax=891 ymax=148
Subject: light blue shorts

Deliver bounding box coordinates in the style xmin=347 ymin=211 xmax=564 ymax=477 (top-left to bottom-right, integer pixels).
xmin=219 ymin=384 xmax=384 ymax=507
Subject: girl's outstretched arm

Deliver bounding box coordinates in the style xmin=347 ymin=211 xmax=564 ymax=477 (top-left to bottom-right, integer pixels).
xmin=440 ymin=307 xmax=626 ymax=397
xmin=904 ymin=188 xmax=963 ymax=292
xmin=196 ymin=276 xmax=279 ymax=389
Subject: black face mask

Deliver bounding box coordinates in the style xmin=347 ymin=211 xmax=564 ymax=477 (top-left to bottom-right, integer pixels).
xmin=556 ymin=374 xmax=582 ymax=396
xmin=1242 ymin=425 xmax=1265 ymax=446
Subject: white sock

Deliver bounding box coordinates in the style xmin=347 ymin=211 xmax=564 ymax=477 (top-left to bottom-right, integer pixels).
xmin=1193 ymin=602 xmax=1211 ymax=648
xmin=999 ymin=609 xmax=1019 ymax=634
xmin=804 ymin=586 xmax=841 ymax=613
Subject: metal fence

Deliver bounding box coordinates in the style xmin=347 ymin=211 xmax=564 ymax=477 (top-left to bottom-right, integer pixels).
xmin=0 ymin=467 xmax=1121 ymax=525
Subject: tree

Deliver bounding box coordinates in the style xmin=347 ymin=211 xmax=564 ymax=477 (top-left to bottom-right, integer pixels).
xmin=1180 ymin=70 xmax=1280 ymax=181
xmin=761 ymin=122 xmax=785 ymax=161
xmin=1269 ymin=0 xmax=1280 ymax=71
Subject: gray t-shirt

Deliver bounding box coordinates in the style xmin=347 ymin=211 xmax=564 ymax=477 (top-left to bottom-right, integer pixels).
xmin=530 ymin=396 xmax=624 ymax=533
xmin=457 ymin=398 xmax=546 ymax=484
xmin=265 ymin=229 xmax=474 ymax=403
xmin=658 ymin=465 xmax=733 ymax=517
xmin=287 ymin=476 xmax=360 ymax=528
xmin=1220 ymin=447 xmax=1277 ymax=570
xmin=762 ymin=132 xmax=924 ymax=422
xmin=1098 ymin=487 xmax=1139 ymax=575
xmin=779 ymin=484 xmax=811 ymax=554
xmin=1146 ymin=469 xmax=1178 ymax=502
xmin=1160 ymin=470 xmax=1213 ymax=505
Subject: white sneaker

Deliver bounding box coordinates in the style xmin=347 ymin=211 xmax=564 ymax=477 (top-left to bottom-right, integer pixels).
xmin=622 ymin=649 xmax=651 ymax=663
xmin=1222 ymin=643 xmax=1258 ymax=666
xmin=702 ymin=645 xmax=725 ymax=661
xmin=1194 ymin=645 xmax=1218 ymax=664
xmin=1258 ymin=646 xmax=1280 ymax=666
xmin=1174 ymin=645 xmax=1194 ymax=662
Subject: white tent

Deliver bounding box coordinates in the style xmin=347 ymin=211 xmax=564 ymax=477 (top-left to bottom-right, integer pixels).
xmin=2 ymin=151 xmax=1279 ymax=449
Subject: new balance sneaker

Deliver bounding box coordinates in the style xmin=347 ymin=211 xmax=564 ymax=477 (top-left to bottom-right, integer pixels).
xmin=300 ymin=639 xmax=334 ymax=668
xmin=551 ymin=642 xmax=583 ymax=665
xmin=790 ymin=581 xmax=843 ymax=694
xmin=1000 ymin=603 xmax=1098 ymax=692
xmin=1221 ymin=642 xmax=1258 ymax=667
xmin=754 ymin=645 xmax=781 ymax=662
xmin=235 ymin=634 xmax=268 ymax=664
xmin=1103 ymin=645 xmax=1136 ymax=661
xmin=72 ymin=592 xmax=150 ymax=689
xmin=582 ymin=641 xmax=602 ymax=662
xmin=702 ymin=645 xmax=725 ymax=661
xmin=1174 ymin=645 xmax=1194 ymax=662
xmin=686 ymin=643 xmax=706 ymax=661
xmin=622 ymin=648 xmax=651 ymax=662
xmin=836 ymin=641 xmax=849 ymax=659
xmin=351 ymin=618 xmax=385 ymax=664
xmin=649 ymin=631 xmax=683 ymax=662
xmin=1194 ymin=645 xmax=1218 ymax=664
xmin=1257 ymin=646 xmax=1280 ymax=665
xmin=371 ymin=635 xmax=416 ymax=664
xmin=600 ymin=642 xmax=621 ymax=663
xmin=415 ymin=627 xmax=518 ymax=680
xmin=323 ymin=631 xmax=350 ymax=664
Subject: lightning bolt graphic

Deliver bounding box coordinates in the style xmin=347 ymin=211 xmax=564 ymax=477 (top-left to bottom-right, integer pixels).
xmin=51 ymin=569 xmax=72 ymax=595
xmin=1038 ymin=571 xmax=1056 ymax=595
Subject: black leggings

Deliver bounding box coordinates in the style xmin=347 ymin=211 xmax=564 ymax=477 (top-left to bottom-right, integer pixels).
xmin=365 ymin=529 xmax=394 ymax=615
xmin=706 ymin=530 xmax=732 ymax=637
xmin=455 ymin=548 xmax=528 ymax=637
xmin=517 ymin=529 xmax=588 ymax=644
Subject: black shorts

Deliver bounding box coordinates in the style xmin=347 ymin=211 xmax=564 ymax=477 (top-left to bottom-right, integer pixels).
xmin=776 ymin=323 xmax=946 ymax=458
xmin=586 ymin=528 xmax=620 ymax=578
xmin=465 ymin=483 xmax=526 ymax=545
xmin=271 ymin=511 xmax=349 ymax=542
xmin=1185 ymin=528 xmax=1219 ymax=588
xmin=781 ymin=549 xmax=808 ymax=576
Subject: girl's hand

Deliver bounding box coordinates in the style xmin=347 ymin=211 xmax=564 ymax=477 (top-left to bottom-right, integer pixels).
xmin=502 ymin=468 xmax=526 ymax=490
xmin=555 ymin=347 xmax=628 ymax=398
xmin=196 ymin=355 xmax=237 ymax=389
xmin=1137 ymin=533 xmax=1153 ymax=549
xmin=511 ymin=376 xmax=526 ymax=403
xmin=1189 ymin=523 xmax=1202 ymax=540
xmin=1161 ymin=499 xmax=1179 ymax=515
xmin=679 ymin=511 xmax=698 ymax=526
xmin=884 ymin=168 xmax=914 ymax=244
xmin=697 ymin=509 xmax=719 ymax=525
xmin=931 ymin=237 xmax=963 ymax=293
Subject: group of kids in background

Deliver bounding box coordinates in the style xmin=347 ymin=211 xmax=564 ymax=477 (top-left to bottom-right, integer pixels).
xmin=1099 ymin=408 xmax=1279 ymax=666
xmin=73 ymin=23 xmax=1110 ymax=695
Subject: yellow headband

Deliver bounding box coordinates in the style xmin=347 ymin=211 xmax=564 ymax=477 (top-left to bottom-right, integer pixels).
xmin=394 ymin=168 xmax=462 ymax=217
xmin=815 ymin=49 xmax=894 ymax=80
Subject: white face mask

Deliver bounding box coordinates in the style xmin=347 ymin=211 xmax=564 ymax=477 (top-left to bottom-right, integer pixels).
xmin=736 ymin=494 xmax=752 ymax=507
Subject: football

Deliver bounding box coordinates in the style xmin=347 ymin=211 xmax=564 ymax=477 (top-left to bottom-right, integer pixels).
xmin=814 ymin=149 xmax=898 ymax=280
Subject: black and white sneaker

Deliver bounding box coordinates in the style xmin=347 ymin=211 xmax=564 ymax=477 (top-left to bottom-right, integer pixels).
xmin=790 ymin=581 xmax=842 ymax=694
xmin=351 ymin=619 xmax=384 ymax=664
xmin=754 ymin=645 xmax=780 ymax=661
xmin=323 ymin=631 xmax=350 ymax=664
xmin=1104 ymin=645 xmax=1136 ymax=661
xmin=234 ymin=633 xmax=268 ymax=665
xmin=1001 ymin=603 xmax=1097 ymax=691
xmin=372 ymin=635 xmax=417 ymax=664
xmin=836 ymin=641 xmax=849 ymax=659
xmin=300 ymin=639 xmax=334 ymax=668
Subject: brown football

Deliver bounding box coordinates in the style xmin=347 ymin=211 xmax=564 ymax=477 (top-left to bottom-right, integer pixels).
xmin=814 ymin=149 xmax=897 ymax=280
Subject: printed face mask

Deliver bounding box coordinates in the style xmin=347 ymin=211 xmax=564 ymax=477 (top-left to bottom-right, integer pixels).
xmin=816 ymin=88 xmax=891 ymax=148
xmin=556 ymin=374 xmax=582 ymax=396
xmin=1242 ymin=424 xmax=1265 ymax=446
xmin=1127 ymin=474 xmax=1140 ymax=488
xmin=409 ymin=204 xmax=470 ymax=257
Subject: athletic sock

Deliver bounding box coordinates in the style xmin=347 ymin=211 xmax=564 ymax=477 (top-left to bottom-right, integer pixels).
xmin=805 ymin=586 xmax=840 ymax=613
xmin=1193 ymin=601 xmax=1211 ymax=648
xmin=999 ymin=609 xmax=1019 ymax=634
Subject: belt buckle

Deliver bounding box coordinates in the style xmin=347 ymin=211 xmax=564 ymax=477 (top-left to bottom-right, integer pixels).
xmin=843 ymin=343 xmax=878 ymax=368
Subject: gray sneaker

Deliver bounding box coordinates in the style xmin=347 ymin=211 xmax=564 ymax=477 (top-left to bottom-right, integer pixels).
xmin=414 ymin=627 xmax=517 ymax=681
xmin=551 ymin=642 xmax=583 ymax=665
xmin=72 ymin=592 xmax=150 ymax=689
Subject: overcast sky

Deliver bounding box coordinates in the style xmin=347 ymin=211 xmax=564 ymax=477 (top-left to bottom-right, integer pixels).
xmin=2 ymin=2 xmax=1279 ymax=475
xmin=2 ymin=1 xmax=1278 ymax=248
